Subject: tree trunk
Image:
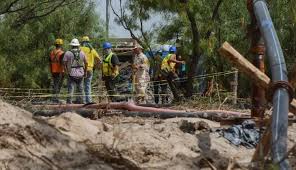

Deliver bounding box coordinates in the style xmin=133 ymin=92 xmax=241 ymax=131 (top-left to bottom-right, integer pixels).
xmin=185 ymin=5 xmax=200 ymax=97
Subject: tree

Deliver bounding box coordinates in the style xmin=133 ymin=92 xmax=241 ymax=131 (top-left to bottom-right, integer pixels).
xmin=0 ymin=0 xmax=104 ymax=88
xmin=0 ymin=0 xmax=81 ymax=27
xmin=109 ymin=0 xmax=156 ymax=52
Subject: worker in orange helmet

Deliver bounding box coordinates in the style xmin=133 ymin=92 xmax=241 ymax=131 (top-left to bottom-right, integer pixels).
xmin=49 ymin=38 xmax=65 ymax=103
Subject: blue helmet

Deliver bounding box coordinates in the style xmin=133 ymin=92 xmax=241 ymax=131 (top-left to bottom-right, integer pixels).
xmin=169 ymin=46 xmax=177 ymax=53
xmin=102 ymin=42 xmax=112 ymax=49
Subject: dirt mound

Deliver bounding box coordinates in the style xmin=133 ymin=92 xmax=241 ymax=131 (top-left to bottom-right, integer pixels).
xmin=46 ymin=113 xmax=255 ymax=169
xmin=1 ymin=99 xmax=295 ymax=169
xmin=0 ymin=101 xmax=113 ymax=170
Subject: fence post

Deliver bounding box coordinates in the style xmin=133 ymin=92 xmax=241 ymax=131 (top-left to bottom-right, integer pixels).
xmin=232 ymin=68 xmax=238 ymax=105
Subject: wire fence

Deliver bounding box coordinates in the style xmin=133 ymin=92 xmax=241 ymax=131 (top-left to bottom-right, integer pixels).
xmin=0 ymin=70 xmax=244 ymax=107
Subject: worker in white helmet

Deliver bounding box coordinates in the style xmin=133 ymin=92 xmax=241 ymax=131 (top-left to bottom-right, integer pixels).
xmin=63 ymin=38 xmax=88 ymax=104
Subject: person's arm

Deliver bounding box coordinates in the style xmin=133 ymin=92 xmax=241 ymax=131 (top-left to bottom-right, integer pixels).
xmin=112 ymin=65 xmax=119 ymax=76
xmin=63 ymin=52 xmax=68 ymax=75
xmin=169 ymin=54 xmax=185 ymax=64
xmin=93 ymin=50 xmax=101 ymax=70
xmin=49 ymin=53 xmax=52 ymax=74
xmin=59 ymin=52 xmax=65 ymax=65
xmin=111 ymin=54 xmax=120 ymax=77
xmin=139 ymin=57 xmax=149 ymax=71
xmin=82 ymin=52 xmax=88 ymax=76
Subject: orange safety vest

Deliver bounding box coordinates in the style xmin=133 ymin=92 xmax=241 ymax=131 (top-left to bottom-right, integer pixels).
xmin=50 ymin=48 xmax=64 ymax=73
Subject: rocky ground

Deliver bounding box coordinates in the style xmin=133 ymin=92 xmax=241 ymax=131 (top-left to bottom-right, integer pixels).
xmin=0 ymin=100 xmax=295 ymax=169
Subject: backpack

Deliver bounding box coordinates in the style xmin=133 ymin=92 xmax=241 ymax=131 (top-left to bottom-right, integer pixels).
xmin=70 ymin=49 xmax=84 ymax=68
xmin=69 ymin=49 xmax=85 ymax=78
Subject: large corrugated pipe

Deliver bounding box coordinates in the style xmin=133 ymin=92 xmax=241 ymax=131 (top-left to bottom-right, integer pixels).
xmin=253 ymin=0 xmax=290 ymax=169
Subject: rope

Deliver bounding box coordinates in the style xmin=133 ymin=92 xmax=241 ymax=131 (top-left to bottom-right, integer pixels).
xmin=0 ymin=70 xmax=236 ymax=92
xmin=1 ymin=91 xmax=235 ymax=99
xmin=0 ymin=70 xmax=238 ymax=106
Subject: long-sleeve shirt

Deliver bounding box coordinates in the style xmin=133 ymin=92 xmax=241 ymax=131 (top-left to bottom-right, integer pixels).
xmin=134 ymin=52 xmax=150 ymax=78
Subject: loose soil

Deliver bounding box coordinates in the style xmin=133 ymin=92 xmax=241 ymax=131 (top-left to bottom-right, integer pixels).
xmin=0 ymin=100 xmax=295 ymax=169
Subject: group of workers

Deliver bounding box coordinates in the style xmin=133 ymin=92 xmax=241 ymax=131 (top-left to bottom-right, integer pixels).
xmin=49 ymin=37 xmax=185 ymax=104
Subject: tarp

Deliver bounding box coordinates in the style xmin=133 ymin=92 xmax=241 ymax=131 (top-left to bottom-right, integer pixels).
xmin=219 ymin=120 xmax=260 ymax=149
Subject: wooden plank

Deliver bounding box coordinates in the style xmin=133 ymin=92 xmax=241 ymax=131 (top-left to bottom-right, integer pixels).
xmin=252 ymin=127 xmax=271 ymax=162
xmin=218 ymin=42 xmax=296 ymax=115
xmin=218 ymin=42 xmax=270 ymax=88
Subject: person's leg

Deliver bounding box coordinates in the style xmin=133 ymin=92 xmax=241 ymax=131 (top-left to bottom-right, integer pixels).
xmin=167 ymin=72 xmax=180 ymax=102
xmin=67 ymin=76 xmax=74 ymax=104
xmin=154 ymin=81 xmax=160 ymax=104
xmin=109 ymin=78 xmax=118 ymax=102
xmin=56 ymin=73 xmax=64 ymax=101
xmin=52 ymin=73 xmax=59 ymax=102
xmin=84 ymin=71 xmax=93 ymax=103
xmin=160 ymin=81 xmax=168 ymax=104
xmin=104 ymin=76 xmax=114 ymax=102
xmin=77 ymin=78 xmax=84 ymax=104
xmin=57 ymin=73 xmax=64 ymax=92
xmin=135 ymin=77 xmax=146 ymax=104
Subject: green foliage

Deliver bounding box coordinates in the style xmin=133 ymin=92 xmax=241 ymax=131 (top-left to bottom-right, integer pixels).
xmin=0 ymin=0 xmax=104 ymax=88
xmin=1 ymin=0 xmax=296 ymax=98
xmin=120 ymin=0 xmax=296 ymax=97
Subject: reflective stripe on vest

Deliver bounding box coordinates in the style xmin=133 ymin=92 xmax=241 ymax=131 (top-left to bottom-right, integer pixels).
xmin=102 ymin=52 xmax=119 ymax=76
xmin=161 ymin=54 xmax=175 ymax=72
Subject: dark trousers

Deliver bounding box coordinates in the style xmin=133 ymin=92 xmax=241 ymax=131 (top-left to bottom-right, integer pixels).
xmin=163 ymin=71 xmax=181 ymax=101
xmin=154 ymin=79 xmax=168 ymax=104
xmin=103 ymin=76 xmax=117 ymax=102
xmin=52 ymin=73 xmax=64 ymax=101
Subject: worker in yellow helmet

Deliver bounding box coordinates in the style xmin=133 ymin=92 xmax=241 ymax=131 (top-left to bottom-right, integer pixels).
xmin=80 ymin=36 xmax=101 ymax=104
xmin=161 ymin=46 xmax=185 ymax=102
xmin=132 ymin=44 xmax=150 ymax=104
xmin=49 ymin=38 xmax=65 ymax=103
xmin=102 ymin=42 xmax=120 ymax=102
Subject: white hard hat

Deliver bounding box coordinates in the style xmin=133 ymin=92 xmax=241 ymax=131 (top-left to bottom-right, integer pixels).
xmin=162 ymin=44 xmax=171 ymax=52
xmin=69 ymin=38 xmax=80 ymax=46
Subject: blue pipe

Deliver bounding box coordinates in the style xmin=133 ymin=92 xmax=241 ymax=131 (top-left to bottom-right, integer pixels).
xmin=253 ymin=0 xmax=290 ymax=169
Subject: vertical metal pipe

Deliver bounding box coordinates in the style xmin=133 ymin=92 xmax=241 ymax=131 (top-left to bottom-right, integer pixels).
xmin=247 ymin=0 xmax=266 ymax=118
xmin=106 ymin=0 xmax=110 ymax=39
xmin=250 ymin=34 xmax=266 ymax=118
xmin=253 ymin=0 xmax=290 ymax=169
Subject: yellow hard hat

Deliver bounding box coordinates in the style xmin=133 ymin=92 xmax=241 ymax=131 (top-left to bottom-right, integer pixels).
xmin=55 ymin=39 xmax=63 ymax=45
xmin=82 ymin=36 xmax=90 ymax=42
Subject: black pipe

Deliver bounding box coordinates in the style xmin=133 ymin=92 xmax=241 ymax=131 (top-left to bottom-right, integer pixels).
xmin=253 ymin=0 xmax=290 ymax=169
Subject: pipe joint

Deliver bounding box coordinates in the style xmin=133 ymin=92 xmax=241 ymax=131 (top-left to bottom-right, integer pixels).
xmin=266 ymin=81 xmax=294 ymax=103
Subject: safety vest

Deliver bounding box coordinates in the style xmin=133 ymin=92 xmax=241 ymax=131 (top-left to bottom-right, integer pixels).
xmin=50 ymin=48 xmax=64 ymax=73
xmin=102 ymin=52 xmax=119 ymax=77
xmin=161 ymin=54 xmax=176 ymax=72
